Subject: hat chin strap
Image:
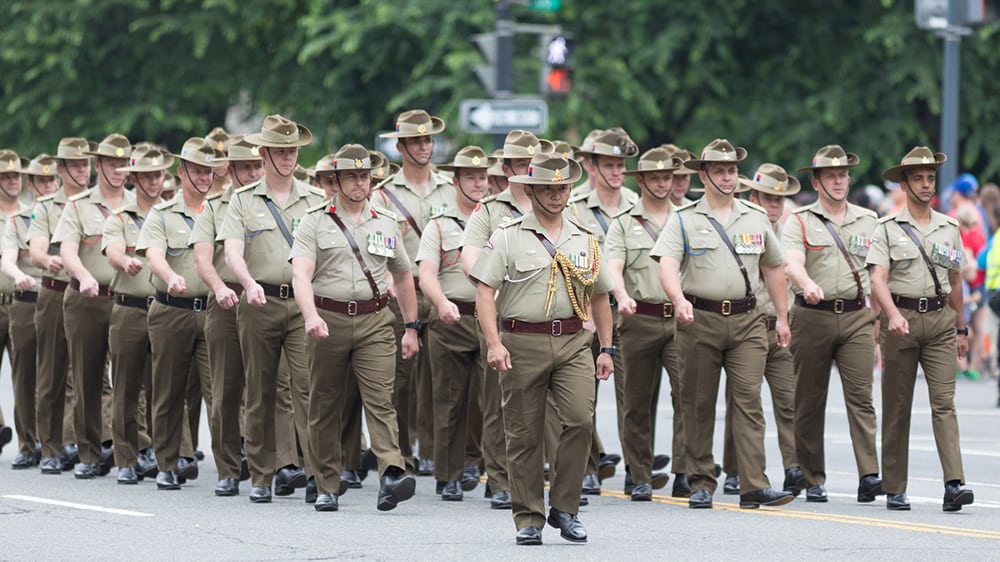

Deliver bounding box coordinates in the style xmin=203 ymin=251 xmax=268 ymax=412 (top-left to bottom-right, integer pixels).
xmin=638 ymin=176 xmax=670 ymax=201
xmin=182 ymin=164 xmax=211 ymax=195
xmin=133 ymin=175 xmax=160 ymax=201
xmin=98 ymin=158 xmax=125 ymax=190
xmin=816 ymin=176 xmax=846 ymax=203
xmin=335 ymin=172 xmax=370 ymax=204
xmin=705 ymin=168 xmax=732 ymax=196
xmin=264 ymin=150 xmax=294 ymax=178
xmin=594 ymin=157 xmax=621 ymax=192
xmin=527 ymin=186 xmax=565 ymax=219
xmin=455 ymin=175 xmax=481 ymax=204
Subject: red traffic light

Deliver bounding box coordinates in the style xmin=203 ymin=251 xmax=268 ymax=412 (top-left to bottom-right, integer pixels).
xmin=546 ymin=68 xmax=572 ymax=95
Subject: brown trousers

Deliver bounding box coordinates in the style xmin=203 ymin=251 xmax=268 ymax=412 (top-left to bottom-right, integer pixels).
xmin=389 ymin=294 xmax=432 ymax=471
xmin=586 ymin=312 xmax=624 ymax=474
xmin=34 ymin=286 xmax=74 ymax=458
xmin=8 ymin=301 xmax=39 ymax=456
xmin=479 ymin=335 xmax=510 ymax=493
xmin=63 ymin=288 xmax=113 ymax=465
xmin=880 ymin=306 xmax=965 ymax=493
xmin=206 ymin=296 xmax=245 ymax=480
xmin=108 ymin=303 xmax=154 ymax=467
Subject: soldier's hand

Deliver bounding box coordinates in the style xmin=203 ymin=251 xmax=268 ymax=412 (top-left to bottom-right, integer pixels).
xmin=401 ymin=329 xmax=420 ymax=360
xmin=887 ymin=313 xmax=909 ymax=336
xmin=125 ymin=257 xmax=144 ymax=277
xmin=13 ymin=272 xmax=36 ymax=292
xmin=305 ymin=315 xmax=329 ymax=340
xmin=487 ymin=344 xmax=512 ymax=372
xmin=78 ymin=276 xmax=99 ymax=297
xmin=246 ymin=282 xmax=266 ymax=306
xmin=46 ymin=255 xmax=63 ymax=275
xmin=582 ymin=316 xmax=596 ymax=333
xmin=439 ymin=301 xmax=461 ymax=325
xmin=386 ymin=282 xmax=397 ymax=299
xmin=956 ymin=333 xmax=969 ymax=358
xmin=618 ymin=296 xmax=637 ymax=317
xmin=215 ymin=286 xmax=239 ymax=310
xmin=675 ymin=298 xmax=694 ymax=326
xmin=167 ymin=274 xmax=186 ymax=296
xmin=802 ymin=282 xmax=824 ymax=305
xmin=595 ymin=353 xmax=614 ymax=380
xmin=775 ymin=319 xmax=791 ymax=348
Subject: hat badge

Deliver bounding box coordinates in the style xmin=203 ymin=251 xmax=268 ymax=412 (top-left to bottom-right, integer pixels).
xmin=471 ymin=156 xmax=481 ymax=166
xmin=6 ymin=160 xmax=15 ymax=171
xmin=151 ymin=157 xmax=160 ymax=166
xmin=217 ymin=141 xmax=225 ymax=151
xmin=354 ymin=159 xmax=363 ymax=168
xmin=613 ymin=146 xmax=621 ymax=155
xmin=115 ymin=147 xmax=125 ymax=157
xmin=921 ymin=156 xmax=930 ymax=164
xmin=656 ymin=160 xmax=665 ymax=170
xmin=553 ymin=168 xmax=565 ymax=181
xmin=527 ymin=146 xmax=535 ymax=155
xmin=776 ymin=180 xmax=785 ymax=191
xmin=417 ymin=124 xmax=427 ymax=134
xmin=831 ymin=157 xmax=841 ymax=166
xmin=250 ymin=147 xmax=260 ymax=156
xmin=42 ymin=164 xmax=50 ymax=174
xmin=203 ymin=154 xmax=213 ymax=164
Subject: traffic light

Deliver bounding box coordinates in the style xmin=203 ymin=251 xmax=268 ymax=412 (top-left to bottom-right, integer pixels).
xmin=541 ymin=35 xmax=573 ymax=97
xmin=472 ymin=32 xmax=498 ymax=96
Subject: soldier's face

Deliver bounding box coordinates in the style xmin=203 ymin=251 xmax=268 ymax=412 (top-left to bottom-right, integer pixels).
xmin=398 ymin=136 xmax=433 ymax=166
xmin=671 ymin=173 xmax=691 ymax=202
xmin=0 ymin=172 xmax=21 ymax=198
xmin=902 ymin=167 xmax=937 ymax=206
xmin=639 ymin=171 xmax=673 ymax=200
xmin=593 ymin=155 xmax=626 ymax=189
xmin=182 ymin=162 xmax=215 ymax=194
xmin=529 ymin=183 xmax=571 ymax=216
xmin=231 ymin=160 xmax=264 ymax=187
xmin=750 ymin=191 xmax=784 ymax=223
xmin=455 ymin=169 xmax=489 ymax=202
xmin=503 ymin=158 xmax=530 ymax=178
xmin=813 ymin=168 xmax=850 ymax=202
xmin=29 ymin=175 xmax=59 ymax=198
xmin=132 ymin=170 xmax=165 ymax=199
xmin=263 ymin=147 xmax=299 ymax=176
xmin=317 ymin=174 xmax=338 ymax=198
xmin=699 ymin=163 xmax=738 ymax=193
xmin=488 ymin=174 xmax=508 ymax=194
xmin=98 ymin=157 xmax=129 ymax=188
xmin=335 ymin=170 xmax=371 ymax=203
xmin=59 ymin=158 xmax=91 ymax=188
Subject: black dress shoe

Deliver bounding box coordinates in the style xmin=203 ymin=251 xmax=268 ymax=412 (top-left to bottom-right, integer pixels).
xmin=783 ymin=466 xmax=805 ymax=497
xmin=274 ymin=465 xmax=307 ymax=496
xmin=943 ymin=481 xmax=974 ymax=512
xmin=460 ymin=465 xmax=480 ymax=492
xmin=377 ymin=466 xmax=416 ymax=511
xmin=652 ymin=472 xmax=670 ymax=490
xmin=73 ymin=462 xmax=98 ymax=479
xmin=341 ymin=470 xmax=363 ymax=489
xmin=630 ymin=482 xmax=653 ymax=501
xmin=98 ymin=442 xmax=114 ymax=476
xmin=176 ymin=457 xmax=199 ymax=481
xmin=581 ymin=472 xmax=601 ymax=495
xmin=740 ymin=487 xmax=794 ymax=509
xmin=361 ymin=448 xmax=378 ymax=473
xmin=117 ymin=466 xmax=138 ymax=485
xmin=156 ymin=471 xmax=180 ymax=490
xmin=40 ymin=457 xmax=62 ymax=475
xmin=689 ymin=488 xmax=713 ymax=509
xmin=623 ymin=470 xmax=635 ymax=495
xmin=441 ymin=480 xmax=463 ymax=501
xmin=887 ymin=492 xmax=910 ymax=510
xmin=0 ymin=425 xmax=11 ymax=455
xmin=652 ymin=454 xmax=671 ymax=471
xmin=249 ymin=486 xmax=272 ymax=503
xmin=598 ymin=453 xmax=619 ymax=482
xmin=61 ymin=444 xmax=79 ymax=470
xmin=215 ymin=477 xmax=239 ymax=496
xmin=304 ymin=476 xmax=317 ymax=504
xmin=415 ymin=457 xmax=434 ymax=476
xmin=12 ymin=453 xmax=37 ymax=469
xmin=515 ymin=526 xmax=543 ymax=546
xmin=723 ymin=474 xmax=740 ymax=495
xmin=435 ymin=479 xmax=446 ymax=494
xmin=137 ymin=448 xmax=158 ymax=479
xmin=806 ymin=484 xmax=828 ymax=502
xmin=579 ymin=495 xmax=589 ymax=507
xmin=547 ymin=508 xmax=587 ymax=543
xmin=490 ymin=489 xmax=512 ymax=509
xmin=672 ymin=473 xmax=692 ymax=498
xmin=194 ymin=449 xmax=205 ymax=461
xmin=857 ymin=474 xmax=883 ymax=503
xmin=314 ymin=492 xmax=339 ymax=512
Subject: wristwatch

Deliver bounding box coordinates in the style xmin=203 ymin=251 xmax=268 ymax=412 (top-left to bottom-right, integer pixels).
xmin=403 ymin=320 xmax=422 ymax=331
xmin=956 ymin=326 xmax=969 ymax=336
xmin=599 ymin=346 xmax=618 ymax=357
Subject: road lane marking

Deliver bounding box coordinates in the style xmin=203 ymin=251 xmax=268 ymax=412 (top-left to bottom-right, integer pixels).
xmin=3 ymin=495 xmax=154 ymax=517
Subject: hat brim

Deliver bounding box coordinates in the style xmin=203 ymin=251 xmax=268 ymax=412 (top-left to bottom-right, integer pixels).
xmin=176 ymin=154 xmax=227 ymax=169
xmin=116 ymin=155 xmax=176 ymax=173
xmin=226 ymin=154 xmax=263 ymax=162
xmin=245 ymin=124 xmax=314 ymax=148
xmin=682 ymin=147 xmax=748 ymax=171
xmin=738 ymin=175 xmax=801 ymax=197
xmin=438 ymin=156 xmax=499 ymax=172
xmin=882 ymin=153 xmax=947 ymax=183
xmin=379 ymin=116 xmax=446 ymax=138
xmin=796 ymin=152 xmax=860 ymax=172
xmin=59 ymin=141 xmax=99 ymax=160
xmin=510 ymin=159 xmax=584 ymax=185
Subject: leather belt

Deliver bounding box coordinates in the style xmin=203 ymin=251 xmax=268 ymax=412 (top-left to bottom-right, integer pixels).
xmin=454 ymin=300 xmax=476 ymax=316
xmin=115 ymin=293 xmax=153 ymax=310
xmin=766 ymin=316 xmax=777 ymax=331
xmin=0 ymin=292 xmax=11 ymax=306
xmin=259 ymin=281 xmax=293 ymax=300
xmin=314 ymin=295 xmax=389 ymax=316
xmin=634 ymin=300 xmax=674 ymax=318
xmin=42 ymin=277 xmax=69 ymax=292
xmin=500 ymin=317 xmax=583 ymax=336
xmin=69 ymin=278 xmax=112 ymax=297
xmin=794 ymin=295 xmax=866 ymax=314
xmin=13 ymin=290 xmax=38 ymax=303
xmin=155 ymin=291 xmax=207 ymax=312
xmin=685 ymin=294 xmax=756 ymax=316
xmin=892 ymin=294 xmax=947 ymax=313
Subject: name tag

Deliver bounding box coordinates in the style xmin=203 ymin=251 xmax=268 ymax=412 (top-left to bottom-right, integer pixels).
xmin=733 ymin=233 xmax=764 ymax=254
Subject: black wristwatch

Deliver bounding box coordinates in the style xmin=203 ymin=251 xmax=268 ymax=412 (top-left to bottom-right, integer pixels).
xmin=956 ymin=326 xmax=969 ymax=336
xmin=599 ymin=346 xmax=618 ymax=357
xmin=404 ymin=320 xmax=422 ymax=331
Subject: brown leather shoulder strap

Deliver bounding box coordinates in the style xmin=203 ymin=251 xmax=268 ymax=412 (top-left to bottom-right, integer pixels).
xmin=815 ymin=214 xmax=864 ymax=299
xmin=704 ymin=215 xmax=753 ymax=299
xmin=897 ymin=222 xmax=944 ymax=297
xmin=379 ymin=186 xmax=422 ymax=237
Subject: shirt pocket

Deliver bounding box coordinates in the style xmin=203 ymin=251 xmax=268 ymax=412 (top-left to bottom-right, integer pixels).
xmin=889 ymin=242 xmax=918 ymax=271
xmin=165 ymin=224 xmax=192 ymax=257
xmin=509 ymin=253 xmax=549 ymax=283
xmin=316 ymin=228 xmax=341 ymax=251
xmin=624 ymin=235 xmax=654 ymax=269
xmin=804 ymin=227 xmax=833 ymax=250
xmin=245 ymin=211 xmax=277 ymax=238
xmin=685 ymin=232 xmax=720 ymax=268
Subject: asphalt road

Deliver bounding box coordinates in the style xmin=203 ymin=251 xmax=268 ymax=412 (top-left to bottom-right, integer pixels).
xmin=1 ymin=357 xmax=999 ymax=561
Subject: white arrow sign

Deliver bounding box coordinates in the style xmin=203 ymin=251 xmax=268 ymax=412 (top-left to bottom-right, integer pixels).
xmin=460 ymin=99 xmax=548 ymax=134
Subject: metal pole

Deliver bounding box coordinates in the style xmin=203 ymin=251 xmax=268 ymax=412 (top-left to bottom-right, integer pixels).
xmin=939 ymin=0 xmax=961 ymax=190
xmin=494 ymin=0 xmax=514 ymax=149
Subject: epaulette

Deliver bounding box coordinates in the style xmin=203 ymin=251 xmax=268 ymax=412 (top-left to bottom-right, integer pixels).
xmin=205 ymin=191 xmax=224 ymax=202
xmin=110 ymin=207 xmax=127 ymax=215
xmin=611 ymin=207 xmax=632 ymax=220
xmin=429 ymin=208 xmax=449 ymax=221
xmin=673 ymin=199 xmax=698 ymax=212
xmin=309 ymin=187 xmax=326 ymax=198
xmin=943 ymin=214 xmax=959 ymax=227
xmin=567 ymin=217 xmax=594 ymax=235
xmin=740 ymin=199 xmax=767 ymax=214
xmin=306 ymin=200 xmax=330 ymax=214
xmin=568 ymin=191 xmax=590 ymax=205
xmin=853 ymin=205 xmax=878 ymax=219
xmin=877 ymin=212 xmax=900 ymax=225
xmin=36 ymin=193 xmax=58 ymax=203
xmin=499 ymin=215 xmax=526 ymax=229
xmin=478 ymin=194 xmax=499 ymax=204
xmin=373 ymin=206 xmax=399 ymax=221
xmin=153 ymin=198 xmax=178 ymax=211
xmin=790 ymin=205 xmax=811 ymax=215
xmin=67 ymin=189 xmax=93 ymax=202
xmin=233 ymin=180 xmax=260 ymax=195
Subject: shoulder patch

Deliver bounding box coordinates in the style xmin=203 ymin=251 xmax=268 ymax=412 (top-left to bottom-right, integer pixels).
xmin=68 ymin=189 xmax=93 ymax=202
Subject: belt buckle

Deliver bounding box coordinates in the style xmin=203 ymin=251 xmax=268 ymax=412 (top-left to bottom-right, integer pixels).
xmin=279 ymin=284 xmax=291 ymax=299
xmin=918 ymin=297 xmax=928 ymax=313
xmin=663 ymin=303 xmax=673 ymax=318
xmin=551 ymin=319 xmax=563 ymax=336
xmin=347 ymin=300 xmax=358 ymax=316
xmin=833 ymin=299 xmax=845 ymax=314
xmin=193 ymin=298 xmax=204 ymax=312
xmin=146 ymin=295 xmax=155 ymax=308
xmin=721 ymin=300 xmax=732 ymax=316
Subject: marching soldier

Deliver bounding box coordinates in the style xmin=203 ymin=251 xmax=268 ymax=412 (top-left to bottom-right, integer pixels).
xmin=782 ymin=146 xmax=883 ymax=503
xmin=651 ymin=138 xmax=794 ymax=509
xmin=220 ymin=114 xmax=324 ymax=503
xmin=472 ymin=152 xmax=615 ymax=545
xmin=205 ymin=127 xmax=232 ymax=196
xmin=54 ymin=133 xmax=134 ymax=479
xmin=867 ymin=146 xmax=974 ymax=512
xmin=661 ymin=144 xmax=698 ymax=208
xmin=290 ymin=144 xmax=418 ymax=512
xmin=605 ymin=148 xmax=686 ymax=501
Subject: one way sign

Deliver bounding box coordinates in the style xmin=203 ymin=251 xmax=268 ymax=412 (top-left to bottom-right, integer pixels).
xmin=459 ymin=98 xmax=549 ymax=135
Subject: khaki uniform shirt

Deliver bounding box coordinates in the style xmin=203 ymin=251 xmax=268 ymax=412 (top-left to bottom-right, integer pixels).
xmin=27 ymin=191 xmax=71 ymax=282
xmin=460 ymin=189 xmax=529 ymax=250
xmin=754 ymin=222 xmax=794 ymax=317
xmin=604 ymin=199 xmax=670 ymax=303
xmin=190 ymin=188 xmax=236 ymax=283
xmin=101 ymin=200 xmax=156 ymax=297
xmin=372 ymin=170 xmax=454 ymax=277
xmin=782 ymin=202 xmax=878 ymax=298
xmin=137 ymin=197 xmax=211 ymax=297
xmin=650 ymin=197 xmax=784 ymax=301
xmin=570 ymin=179 xmax=592 ymax=200
xmin=865 ymin=207 xmax=963 ymax=298
xmin=217 ymin=179 xmax=324 ymax=285
xmin=471 ymin=213 xmax=614 ymax=322
xmin=289 ymin=199 xmax=410 ymax=301
xmin=416 ymin=207 xmax=475 ymax=303
xmin=566 ymin=188 xmax=638 ymax=246
xmin=0 ymin=214 xmax=16 ymax=294
xmin=52 ymin=188 xmax=136 ymax=286
xmin=2 ymin=206 xmax=45 ymax=286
